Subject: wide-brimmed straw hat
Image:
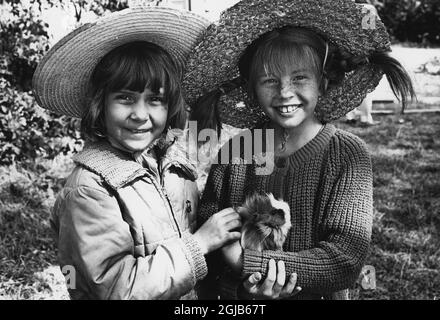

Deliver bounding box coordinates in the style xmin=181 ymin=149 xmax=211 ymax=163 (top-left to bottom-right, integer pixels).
xmin=182 ymin=0 xmax=391 ymax=128
xmin=32 ymin=5 xmax=210 ymax=118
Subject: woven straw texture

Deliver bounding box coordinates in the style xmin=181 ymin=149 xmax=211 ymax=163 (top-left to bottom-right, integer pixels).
xmin=182 ymin=0 xmax=391 ymax=127
xmin=32 ymin=6 xmax=210 ymax=118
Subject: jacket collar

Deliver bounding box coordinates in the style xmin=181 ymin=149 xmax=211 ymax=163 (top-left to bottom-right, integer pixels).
xmin=73 ymin=129 xmax=198 ymax=190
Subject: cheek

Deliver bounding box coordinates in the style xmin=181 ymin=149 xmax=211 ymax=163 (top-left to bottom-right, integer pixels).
xmin=150 ymin=106 xmax=169 ymax=129
xmin=104 ymin=102 xmax=120 ymax=126
xmin=254 ymin=86 xmax=274 ymax=105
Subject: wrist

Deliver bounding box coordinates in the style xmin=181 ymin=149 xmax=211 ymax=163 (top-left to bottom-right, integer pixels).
xmin=192 ymin=232 xmax=208 ymax=255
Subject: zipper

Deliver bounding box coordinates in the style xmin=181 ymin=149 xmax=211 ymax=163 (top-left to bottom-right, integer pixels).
xmin=161 ymin=186 xmax=182 ymax=238
xmin=157 ymin=162 xmax=182 ymax=238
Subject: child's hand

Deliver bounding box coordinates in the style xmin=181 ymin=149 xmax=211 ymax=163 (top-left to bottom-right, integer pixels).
xmin=240 ymin=259 xmax=302 ymax=299
xmin=193 ymin=208 xmax=241 ymax=255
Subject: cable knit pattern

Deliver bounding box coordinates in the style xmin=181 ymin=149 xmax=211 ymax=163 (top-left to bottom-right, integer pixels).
xmin=198 ymin=124 xmax=373 ymax=299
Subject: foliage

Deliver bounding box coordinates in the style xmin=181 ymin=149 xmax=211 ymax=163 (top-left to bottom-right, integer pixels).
xmin=0 ymin=156 xmax=74 ymax=299
xmin=0 ymin=78 xmax=82 ymax=165
xmin=376 ymin=0 xmax=440 ymax=46
xmin=0 ymin=0 xmax=129 ymax=166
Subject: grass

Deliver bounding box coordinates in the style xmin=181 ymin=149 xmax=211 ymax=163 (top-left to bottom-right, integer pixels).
xmin=0 ymin=112 xmax=439 ymax=300
xmin=335 ymin=112 xmax=440 ymax=300
xmin=0 ymin=157 xmax=73 ymax=300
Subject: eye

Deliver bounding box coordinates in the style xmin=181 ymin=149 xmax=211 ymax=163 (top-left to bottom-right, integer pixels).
xmin=293 ymin=75 xmax=307 ymax=82
xmin=148 ymin=95 xmax=166 ymax=105
xmin=114 ymin=94 xmax=135 ymax=104
xmin=261 ymin=78 xmax=278 ymax=86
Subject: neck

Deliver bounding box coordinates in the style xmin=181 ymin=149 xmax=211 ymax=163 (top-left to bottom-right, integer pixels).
xmin=273 ymin=118 xmax=324 ymax=154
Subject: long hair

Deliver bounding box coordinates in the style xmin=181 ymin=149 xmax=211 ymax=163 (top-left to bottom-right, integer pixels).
xmin=369 ymin=52 xmax=415 ymax=111
xmin=81 ymin=41 xmax=186 ymax=142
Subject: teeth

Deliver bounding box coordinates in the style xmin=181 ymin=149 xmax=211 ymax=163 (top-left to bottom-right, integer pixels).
xmin=278 ymin=105 xmax=299 ymax=113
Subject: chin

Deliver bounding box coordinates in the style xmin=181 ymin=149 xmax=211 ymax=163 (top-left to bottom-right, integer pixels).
xmin=123 ymin=142 xmax=154 ymax=153
xmin=236 ymin=193 xmax=291 ymax=251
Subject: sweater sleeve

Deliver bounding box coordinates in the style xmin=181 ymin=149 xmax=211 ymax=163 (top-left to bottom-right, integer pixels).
xmin=196 ymin=162 xmax=232 ymax=299
xmin=53 ymin=183 xmax=207 ymax=300
xmin=197 ymin=163 xmax=231 ymax=226
xmin=242 ymin=138 xmax=374 ymax=293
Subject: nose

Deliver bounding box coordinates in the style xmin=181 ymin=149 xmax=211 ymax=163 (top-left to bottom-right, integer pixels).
xmin=130 ymin=100 xmax=149 ymax=122
xmin=279 ymin=79 xmax=295 ymax=99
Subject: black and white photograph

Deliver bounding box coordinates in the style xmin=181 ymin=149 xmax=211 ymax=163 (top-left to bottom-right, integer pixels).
xmin=0 ymin=0 xmax=439 ymax=305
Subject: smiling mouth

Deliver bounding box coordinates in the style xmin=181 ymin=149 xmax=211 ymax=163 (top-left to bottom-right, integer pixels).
xmin=274 ymin=104 xmax=301 ymax=114
xmin=127 ymin=128 xmax=150 ymax=134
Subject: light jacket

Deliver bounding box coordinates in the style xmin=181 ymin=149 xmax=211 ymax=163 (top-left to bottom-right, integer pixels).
xmin=51 ymin=130 xmax=207 ymax=299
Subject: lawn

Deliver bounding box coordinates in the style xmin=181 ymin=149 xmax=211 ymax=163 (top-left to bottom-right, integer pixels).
xmin=336 ymin=112 xmax=440 ymax=300
xmin=0 ymin=112 xmax=439 ymax=300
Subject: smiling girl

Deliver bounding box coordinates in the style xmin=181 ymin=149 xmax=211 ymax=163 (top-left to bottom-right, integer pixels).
xmin=184 ymin=0 xmax=415 ymax=299
xmin=32 ymin=7 xmax=244 ymax=300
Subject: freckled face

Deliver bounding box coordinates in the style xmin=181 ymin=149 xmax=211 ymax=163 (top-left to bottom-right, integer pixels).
xmin=105 ymin=87 xmax=168 ymax=152
xmin=254 ymin=64 xmax=321 ymax=130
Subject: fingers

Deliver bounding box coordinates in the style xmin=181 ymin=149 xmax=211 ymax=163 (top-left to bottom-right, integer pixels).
xmin=227 ymin=231 xmax=241 ymax=242
xmin=217 ymin=207 xmax=240 ymax=218
xmin=266 ymin=259 xmax=277 ymax=284
xmin=243 ymin=272 xmax=262 ymax=292
xmin=242 ymin=260 xmax=302 ymax=300
xmin=263 ymin=260 xmax=284 ymax=297
xmin=280 ymin=272 xmax=301 ymax=298
xmin=226 ymin=218 xmax=242 ymax=231
xmin=259 ymin=259 xmax=276 ymax=296
xmin=213 ymin=208 xmax=241 ymax=229
xmin=274 ymin=260 xmax=286 ymax=293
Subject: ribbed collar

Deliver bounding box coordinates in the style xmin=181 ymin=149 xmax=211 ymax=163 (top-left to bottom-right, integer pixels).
xmin=73 ymin=129 xmax=198 ymax=190
xmin=276 ymin=124 xmax=336 ymax=169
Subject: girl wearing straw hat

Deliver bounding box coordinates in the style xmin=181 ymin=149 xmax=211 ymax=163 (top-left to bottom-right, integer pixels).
xmin=185 ymin=0 xmax=415 ymax=299
xmin=32 ymin=6 xmax=250 ymax=300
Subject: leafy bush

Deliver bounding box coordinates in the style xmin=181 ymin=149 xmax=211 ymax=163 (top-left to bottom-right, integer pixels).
xmin=376 ymin=0 xmax=440 ymax=46
xmin=0 ymin=77 xmax=83 ymax=166
xmin=0 ymin=0 xmax=129 ymax=166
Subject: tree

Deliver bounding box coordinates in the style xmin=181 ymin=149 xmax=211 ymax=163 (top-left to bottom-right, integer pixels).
xmin=0 ymin=0 xmax=130 ymax=165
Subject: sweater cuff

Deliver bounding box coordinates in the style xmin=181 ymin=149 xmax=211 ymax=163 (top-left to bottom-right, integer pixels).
xmin=242 ymin=249 xmax=266 ymax=277
xmin=182 ymin=232 xmax=208 ymax=282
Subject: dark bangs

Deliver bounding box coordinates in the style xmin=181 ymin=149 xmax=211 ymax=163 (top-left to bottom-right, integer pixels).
xmin=85 ymin=41 xmax=186 ymax=132
xmin=90 ymin=41 xmax=185 ymax=126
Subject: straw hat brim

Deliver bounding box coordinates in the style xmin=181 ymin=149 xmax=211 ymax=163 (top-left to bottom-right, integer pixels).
xmin=32 ymin=6 xmax=210 ymax=118
xmin=182 ymin=0 xmax=391 ymax=127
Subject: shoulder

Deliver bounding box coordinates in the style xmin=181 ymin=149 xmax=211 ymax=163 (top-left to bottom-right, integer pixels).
xmin=331 ymin=128 xmax=370 ymax=159
xmin=63 ymin=165 xmax=113 ymax=197
xmin=323 ymin=128 xmax=372 ymax=176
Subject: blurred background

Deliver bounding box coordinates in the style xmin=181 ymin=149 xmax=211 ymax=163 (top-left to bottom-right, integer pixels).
xmin=0 ymin=0 xmax=439 ymax=300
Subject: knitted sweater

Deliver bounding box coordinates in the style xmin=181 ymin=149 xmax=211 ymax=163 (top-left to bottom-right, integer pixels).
xmin=197 ymin=124 xmax=373 ymax=299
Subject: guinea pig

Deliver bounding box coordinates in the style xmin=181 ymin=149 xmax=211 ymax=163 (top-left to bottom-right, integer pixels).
xmin=236 ymin=193 xmax=291 ymax=251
